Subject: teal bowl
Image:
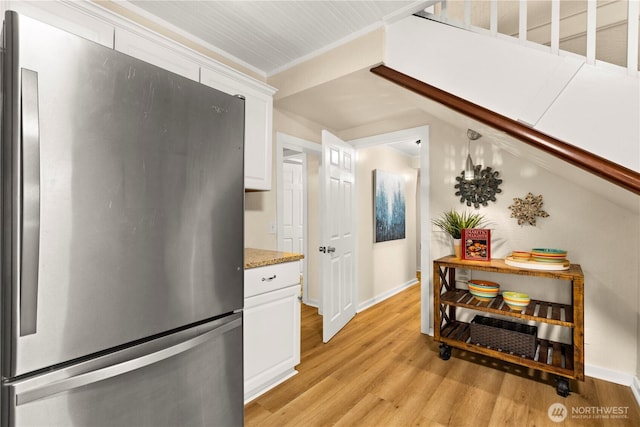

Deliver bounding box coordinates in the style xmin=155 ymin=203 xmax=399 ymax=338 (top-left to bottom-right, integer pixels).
xmin=531 ymin=248 xmax=567 ymax=257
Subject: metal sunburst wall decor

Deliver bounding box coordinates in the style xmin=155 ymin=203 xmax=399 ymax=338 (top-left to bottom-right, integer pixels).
xmin=454 ymin=166 xmax=503 ymax=208
xmin=508 ymin=192 xmax=549 ymax=226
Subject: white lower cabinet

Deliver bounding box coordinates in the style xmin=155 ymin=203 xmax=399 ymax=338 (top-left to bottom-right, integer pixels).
xmin=244 ymin=262 xmax=301 ymax=403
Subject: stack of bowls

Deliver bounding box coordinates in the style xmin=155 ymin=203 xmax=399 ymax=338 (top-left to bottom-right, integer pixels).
xmin=468 ymin=280 xmax=500 ymax=302
xmin=530 ymin=248 xmax=567 ymax=263
xmin=502 ymin=291 xmax=531 ymax=311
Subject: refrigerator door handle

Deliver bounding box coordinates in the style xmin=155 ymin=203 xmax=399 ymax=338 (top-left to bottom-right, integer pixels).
xmin=19 ymin=68 xmax=41 ymax=337
xmin=14 ymin=317 xmax=241 ymax=405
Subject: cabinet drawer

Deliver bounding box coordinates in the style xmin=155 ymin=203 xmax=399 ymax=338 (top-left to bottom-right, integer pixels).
xmin=245 ymin=262 xmax=300 ymax=298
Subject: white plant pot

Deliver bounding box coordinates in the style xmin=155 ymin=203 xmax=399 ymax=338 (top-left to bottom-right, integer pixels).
xmin=453 ymin=238 xmax=462 ymax=259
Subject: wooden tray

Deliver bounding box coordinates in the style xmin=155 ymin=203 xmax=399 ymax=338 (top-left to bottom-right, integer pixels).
xmin=504 ymin=256 xmax=570 ymax=271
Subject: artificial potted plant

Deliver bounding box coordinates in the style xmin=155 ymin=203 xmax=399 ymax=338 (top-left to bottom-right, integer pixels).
xmin=432 ymin=209 xmax=487 ymax=258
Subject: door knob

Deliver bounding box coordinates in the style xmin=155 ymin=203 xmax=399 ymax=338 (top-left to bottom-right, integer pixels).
xmin=327 ymin=246 xmax=336 ymax=253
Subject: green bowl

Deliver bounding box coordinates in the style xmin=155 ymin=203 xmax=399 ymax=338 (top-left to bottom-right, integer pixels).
xmin=531 ymin=248 xmax=567 ymax=256
xmin=502 ymin=291 xmax=530 ymax=302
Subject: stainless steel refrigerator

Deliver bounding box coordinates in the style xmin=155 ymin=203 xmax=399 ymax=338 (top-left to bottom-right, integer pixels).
xmin=1 ymin=11 xmax=244 ymax=426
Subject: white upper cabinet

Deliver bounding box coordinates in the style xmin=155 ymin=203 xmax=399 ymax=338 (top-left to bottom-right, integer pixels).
xmin=6 ymin=0 xmax=276 ymax=189
xmin=2 ymin=1 xmax=114 ymax=47
xmin=114 ymin=28 xmax=200 ymax=81
xmin=200 ymin=67 xmax=275 ymax=191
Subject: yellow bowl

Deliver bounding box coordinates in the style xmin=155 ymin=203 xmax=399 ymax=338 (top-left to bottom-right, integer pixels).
xmin=511 ymin=251 xmax=531 ymax=259
xmin=502 ymin=291 xmax=530 ymax=302
xmin=531 ymin=248 xmax=567 ymax=258
xmin=502 ymin=291 xmax=530 ymax=311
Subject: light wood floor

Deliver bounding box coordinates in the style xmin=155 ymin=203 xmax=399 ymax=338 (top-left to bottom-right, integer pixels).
xmin=245 ymin=283 xmax=640 ymax=426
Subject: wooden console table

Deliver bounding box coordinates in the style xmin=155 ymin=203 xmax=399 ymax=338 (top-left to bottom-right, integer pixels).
xmin=433 ymin=256 xmax=584 ymax=396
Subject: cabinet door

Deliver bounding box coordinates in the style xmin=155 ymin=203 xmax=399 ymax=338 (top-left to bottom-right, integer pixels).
xmin=244 ymin=284 xmax=301 ymax=401
xmin=243 ymin=93 xmax=273 ymax=190
xmin=200 ymin=67 xmax=274 ymax=190
xmin=114 ymin=28 xmax=200 ymax=81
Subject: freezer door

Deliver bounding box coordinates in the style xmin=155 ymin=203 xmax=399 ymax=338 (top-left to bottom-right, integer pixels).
xmin=4 ymin=314 xmax=243 ymax=427
xmin=1 ymin=12 xmax=244 ymax=377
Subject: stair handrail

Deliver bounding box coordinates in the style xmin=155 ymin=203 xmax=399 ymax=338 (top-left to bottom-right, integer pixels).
xmin=371 ymin=64 xmax=640 ymax=195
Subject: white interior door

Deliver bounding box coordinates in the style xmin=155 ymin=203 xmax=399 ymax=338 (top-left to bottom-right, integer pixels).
xmin=320 ymin=130 xmax=356 ymax=343
xmin=282 ymin=156 xmax=305 ymax=276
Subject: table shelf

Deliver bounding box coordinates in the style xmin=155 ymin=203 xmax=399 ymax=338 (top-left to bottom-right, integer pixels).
xmin=441 ymin=290 xmax=574 ymax=327
xmin=439 ymin=320 xmax=575 ymax=378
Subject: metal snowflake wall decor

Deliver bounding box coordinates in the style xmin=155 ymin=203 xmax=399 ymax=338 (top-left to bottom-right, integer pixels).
xmin=454 ymin=166 xmax=503 ymax=208
xmin=508 ymin=192 xmax=549 ymax=225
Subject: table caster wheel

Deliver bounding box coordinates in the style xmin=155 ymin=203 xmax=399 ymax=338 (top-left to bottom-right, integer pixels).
xmin=556 ymin=378 xmax=570 ymax=397
xmin=439 ymin=344 xmax=451 ymax=360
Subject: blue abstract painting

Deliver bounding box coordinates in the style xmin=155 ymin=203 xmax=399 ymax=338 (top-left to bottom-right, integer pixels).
xmin=374 ymin=169 xmax=405 ymax=242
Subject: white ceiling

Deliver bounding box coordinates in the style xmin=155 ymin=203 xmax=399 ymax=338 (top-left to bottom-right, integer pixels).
xmin=126 ymin=1 xmax=426 ymax=76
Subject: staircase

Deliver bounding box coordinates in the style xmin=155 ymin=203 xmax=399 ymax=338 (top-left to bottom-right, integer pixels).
xmin=374 ymin=0 xmax=639 ymax=195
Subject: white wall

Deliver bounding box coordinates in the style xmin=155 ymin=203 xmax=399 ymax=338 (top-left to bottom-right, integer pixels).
xmin=428 ymin=117 xmax=640 ymax=382
xmin=356 ymin=145 xmax=419 ymax=308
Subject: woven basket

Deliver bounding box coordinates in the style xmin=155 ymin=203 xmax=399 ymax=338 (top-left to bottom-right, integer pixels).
xmin=470 ymin=315 xmax=538 ymax=358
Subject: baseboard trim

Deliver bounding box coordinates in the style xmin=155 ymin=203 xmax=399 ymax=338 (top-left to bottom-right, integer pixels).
xmin=244 ymin=369 xmax=298 ymax=405
xmin=585 ymin=364 xmax=635 ymax=387
xmin=357 ymin=279 xmax=419 ymax=313
xmin=303 ymin=298 xmax=319 ymax=308
xmin=631 ymin=376 xmax=640 ymax=407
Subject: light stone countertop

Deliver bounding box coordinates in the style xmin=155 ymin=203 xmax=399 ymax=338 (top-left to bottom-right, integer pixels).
xmin=244 ymin=248 xmax=304 ymax=269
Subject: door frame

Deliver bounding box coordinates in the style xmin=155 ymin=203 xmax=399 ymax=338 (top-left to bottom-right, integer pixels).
xmin=276 ymin=132 xmax=321 ymax=306
xmin=348 ymin=125 xmax=431 ymax=335
xmin=276 ymin=126 xmax=432 ymax=336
